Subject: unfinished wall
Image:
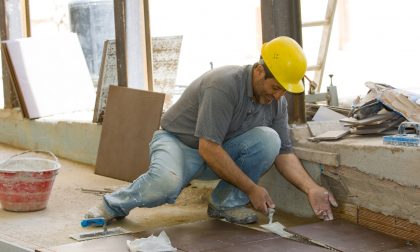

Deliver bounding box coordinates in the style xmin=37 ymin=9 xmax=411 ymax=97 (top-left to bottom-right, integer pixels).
xmin=0 ymin=109 xmax=100 ymax=165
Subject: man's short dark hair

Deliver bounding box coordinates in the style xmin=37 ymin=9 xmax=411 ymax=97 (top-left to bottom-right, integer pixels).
xmin=257 ymin=58 xmax=274 ymax=80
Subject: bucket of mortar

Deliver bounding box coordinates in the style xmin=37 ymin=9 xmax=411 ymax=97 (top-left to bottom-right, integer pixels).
xmin=0 ymin=150 xmax=60 ymax=212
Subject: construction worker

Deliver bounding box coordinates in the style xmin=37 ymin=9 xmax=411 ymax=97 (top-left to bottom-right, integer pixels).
xmin=86 ymin=36 xmax=338 ymax=224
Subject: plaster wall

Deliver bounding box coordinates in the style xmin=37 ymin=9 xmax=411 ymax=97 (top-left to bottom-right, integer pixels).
xmin=0 ymin=109 xmax=100 ymax=165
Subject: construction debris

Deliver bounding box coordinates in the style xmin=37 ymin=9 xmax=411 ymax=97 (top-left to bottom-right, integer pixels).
xmin=344 ymin=82 xmax=420 ymax=135
xmin=306 ymin=82 xmax=419 ymax=142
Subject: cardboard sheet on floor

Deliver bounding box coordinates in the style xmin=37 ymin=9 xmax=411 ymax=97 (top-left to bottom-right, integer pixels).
xmin=37 ymin=220 xmax=329 ymax=252
xmin=95 ymin=86 xmax=165 ymax=182
xmin=286 ymin=219 xmax=407 ymax=252
xmin=1 ymin=33 xmax=95 ymax=119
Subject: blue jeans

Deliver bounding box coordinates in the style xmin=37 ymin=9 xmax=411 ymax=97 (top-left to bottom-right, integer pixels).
xmin=103 ymin=126 xmax=281 ymax=217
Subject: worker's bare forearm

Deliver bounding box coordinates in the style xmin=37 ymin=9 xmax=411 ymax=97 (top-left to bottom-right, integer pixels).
xmin=274 ymin=153 xmax=319 ymax=194
xmin=198 ymin=138 xmax=256 ymax=195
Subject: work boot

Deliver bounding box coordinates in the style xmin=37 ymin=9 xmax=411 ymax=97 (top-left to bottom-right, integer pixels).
xmin=207 ymin=203 xmax=257 ymax=224
xmin=84 ymin=201 xmax=125 ymax=223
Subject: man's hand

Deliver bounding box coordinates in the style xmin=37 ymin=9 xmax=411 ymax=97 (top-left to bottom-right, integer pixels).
xmin=248 ymin=185 xmax=275 ymax=214
xmin=308 ymin=186 xmax=338 ymax=221
xmin=199 ymin=138 xmax=275 ymax=215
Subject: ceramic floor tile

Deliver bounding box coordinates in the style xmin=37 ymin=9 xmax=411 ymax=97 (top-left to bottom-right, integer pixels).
xmin=134 ymin=219 xmax=278 ymax=252
xmin=206 ymin=236 xmax=331 ymax=252
xmin=286 ymin=219 xmax=407 ymax=252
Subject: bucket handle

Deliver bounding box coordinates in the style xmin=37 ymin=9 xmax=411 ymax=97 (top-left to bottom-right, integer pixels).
xmin=1 ymin=150 xmax=59 ymax=165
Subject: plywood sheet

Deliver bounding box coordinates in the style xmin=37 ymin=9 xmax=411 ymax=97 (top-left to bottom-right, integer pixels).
xmin=286 ymin=219 xmax=406 ymax=252
xmin=93 ymin=40 xmax=117 ymax=123
xmin=2 ymin=33 xmax=95 ymax=119
xmin=95 ymin=85 xmax=165 ymax=182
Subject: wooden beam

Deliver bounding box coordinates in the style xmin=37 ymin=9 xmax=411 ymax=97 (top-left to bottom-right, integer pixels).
xmin=113 ymin=0 xmax=128 ymax=87
xmin=114 ymin=0 xmax=153 ymax=90
xmin=143 ymin=0 xmax=153 ymax=91
xmin=23 ymin=0 xmax=31 ymax=37
xmin=0 ymin=0 xmax=27 ymax=108
xmin=260 ymin=0 xmax=305 ymax=124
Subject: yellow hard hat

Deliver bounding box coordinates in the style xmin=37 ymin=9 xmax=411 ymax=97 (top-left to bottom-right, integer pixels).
xmin=261 ymin=36 xmax=307 ymax=93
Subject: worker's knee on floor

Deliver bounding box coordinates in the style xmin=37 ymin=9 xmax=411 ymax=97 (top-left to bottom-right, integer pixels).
xmin=253 ymin=126 xmax=281 ymax=157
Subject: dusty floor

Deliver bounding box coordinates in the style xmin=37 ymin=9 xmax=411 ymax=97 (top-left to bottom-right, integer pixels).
xmin=0 ymin=143 xmax=318 ymax=250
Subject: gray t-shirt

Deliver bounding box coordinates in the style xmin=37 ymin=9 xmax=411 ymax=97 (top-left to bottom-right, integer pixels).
xmin=161 ymin=65 xmax=292 ymax=154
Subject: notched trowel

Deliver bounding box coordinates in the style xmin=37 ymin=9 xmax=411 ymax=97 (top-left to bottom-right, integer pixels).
xmin=260 ymin=208 xmax=339 ymax=251
xmin=70 ymin=217 xmax=130 ymax=241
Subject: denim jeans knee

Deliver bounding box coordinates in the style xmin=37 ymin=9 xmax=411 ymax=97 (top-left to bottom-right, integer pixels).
xmin=252 ymin=126 xmax=281 ymax=161
xmin=210 ymin=126 xmax=281 ymax=209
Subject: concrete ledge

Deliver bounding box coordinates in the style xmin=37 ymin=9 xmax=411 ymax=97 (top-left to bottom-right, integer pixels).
xmin=293 ymin=146 xmax=339 ymax=167
xmin=292 ymin=124 xmax=420 ymax=188
xmin=0 ymin=109 xmax=100 ymax=165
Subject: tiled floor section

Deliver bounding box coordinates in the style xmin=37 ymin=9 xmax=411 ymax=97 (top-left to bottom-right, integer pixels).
xmin=286 ymin=219 xmax=418 ymax=252
xmin=37 ymin=220 xmax=328 ymax=252
xmin=38 ymin=219 xmax=419 ymax=252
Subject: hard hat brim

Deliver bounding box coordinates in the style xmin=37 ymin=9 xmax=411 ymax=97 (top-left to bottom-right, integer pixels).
xmin=279 ymin=79 xmax=305 ymax=94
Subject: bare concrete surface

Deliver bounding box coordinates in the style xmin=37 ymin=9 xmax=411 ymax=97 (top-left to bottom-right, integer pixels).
xmin=0 ymin=143 xmax=317 ymax=251
xmin=272 ymin=125 xmax=420 ymax=226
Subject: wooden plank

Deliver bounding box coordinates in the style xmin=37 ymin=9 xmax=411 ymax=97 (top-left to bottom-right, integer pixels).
xmin=93 ymin=36 xmax=183 ymax=123
xmin=143 ymin=0 xmax=153 ymax=91
xmin=113 ymin=0 xmax=128 ymax=87
xmin=95 ymin=85 xmax=164 ymax=182
xmin=93 ymin=40 xmax=117 ymax=123
xmin=1 ymin=43 xmax=27 ymax=116
xmin=0 ymin=0 xmax=24 ymax=108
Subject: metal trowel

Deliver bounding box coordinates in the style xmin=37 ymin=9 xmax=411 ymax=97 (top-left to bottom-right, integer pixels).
xmin=260 ymin=208 xmax=338 ymax=251
xmin=70 ymin=217 xmax=130 ymax=241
